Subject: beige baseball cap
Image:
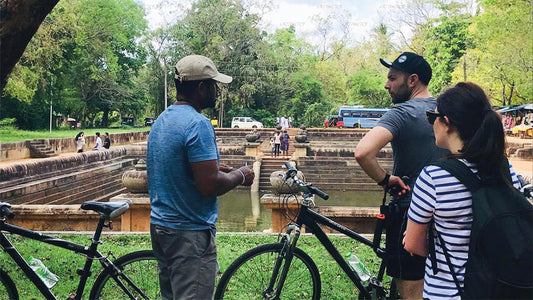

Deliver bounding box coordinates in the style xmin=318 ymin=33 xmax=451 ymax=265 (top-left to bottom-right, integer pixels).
xmin=174 ymin=55 xmax=232 ymax=84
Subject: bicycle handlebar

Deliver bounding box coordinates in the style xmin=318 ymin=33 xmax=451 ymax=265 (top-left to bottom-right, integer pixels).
xmin=283 ymin=162 xmax=329 ymax=200
xmin=0 ymin=202 xmax=14 ymax=219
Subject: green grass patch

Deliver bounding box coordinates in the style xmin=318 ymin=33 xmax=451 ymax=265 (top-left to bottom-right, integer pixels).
xmin=0 ymin=233 xmax=390 ymax=299
xmin=0 ymin=127 xmax=150 ymax=143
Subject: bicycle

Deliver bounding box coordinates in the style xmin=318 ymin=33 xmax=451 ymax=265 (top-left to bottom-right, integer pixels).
xmin=215 ymin=162 xmax=398 ymax=300
xmin=0 ymin=199 xmax=160 ymax=299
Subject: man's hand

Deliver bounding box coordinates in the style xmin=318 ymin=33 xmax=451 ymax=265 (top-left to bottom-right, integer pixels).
xmin=219 ymin=163 xmax=234 ymax=173
xmin=387 ymin=175 xmax=410 ymax=197
xmin=236 ymin=166 xmax=255 ymax=186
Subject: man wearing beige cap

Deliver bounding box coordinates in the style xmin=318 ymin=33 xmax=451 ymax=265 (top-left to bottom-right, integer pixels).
xmin=147 ymin=55 xmax=255 ymax=299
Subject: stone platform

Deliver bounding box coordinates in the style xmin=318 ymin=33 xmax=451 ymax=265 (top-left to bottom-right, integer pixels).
xmin=261 ymin=194 xmax=379 ymax=234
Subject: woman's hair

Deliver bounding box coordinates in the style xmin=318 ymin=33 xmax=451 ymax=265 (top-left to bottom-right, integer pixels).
xmin=75 ymin=131 xmax=83 ymax=141
xmin=436 ymin=82 xmax=507 ymax=181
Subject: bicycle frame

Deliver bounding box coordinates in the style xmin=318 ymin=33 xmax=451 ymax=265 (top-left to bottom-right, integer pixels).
xmin=277 ymin=203 xmax=388 ymax=299
xmin=0 ymin=216 xmax=115 ymax=300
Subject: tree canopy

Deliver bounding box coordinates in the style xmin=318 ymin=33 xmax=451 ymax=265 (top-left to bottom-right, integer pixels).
xmin=1 ymin=0 xmax=530 ymax=130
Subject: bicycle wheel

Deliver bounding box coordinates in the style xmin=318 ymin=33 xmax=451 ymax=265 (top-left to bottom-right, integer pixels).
xmin=89 ymin=250 xmax=160 ymax=299
xmin=0 ymin=269 xmax=18 ymax=300
xmin=215 ymin=243 xmax=321 ymax=299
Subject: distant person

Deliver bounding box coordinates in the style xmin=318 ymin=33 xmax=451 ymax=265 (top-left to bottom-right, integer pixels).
xmin=281 ymin=130 xmax=290 ymax=157
xmin=93 ymin=132 xmax=102 ymax=151
xmin=273 ymin=131 xmax=281 ymax=157
xmin=270 ymin=137 xmax=275 ymax=157
xmin=280 ymin=116 xmax=289 ymax=130
xmin=75 ymin=132 xmax=85 ymax=153
xmin=355 ymin=52 xmax=448 ymax=299
xmin=288 ymin=116 xmax=292 ymax=128
xmin=147 ymin=55 xmax=254 ymax=300
xmin=103 ymin=132 xmax=111 ymax=149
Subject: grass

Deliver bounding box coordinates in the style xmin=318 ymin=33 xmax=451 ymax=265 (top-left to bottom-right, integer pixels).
xmin=0 ymin=233 xmax=390 ymax=299
xmin=0 ymin=127 xmax=150 ymax=143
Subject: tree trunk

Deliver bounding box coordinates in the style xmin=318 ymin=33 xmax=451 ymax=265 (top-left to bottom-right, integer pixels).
xmin=0 ymin=0 xmax=59 ymax=91
xmin=102 ymin=109 xmax=110 ymax=127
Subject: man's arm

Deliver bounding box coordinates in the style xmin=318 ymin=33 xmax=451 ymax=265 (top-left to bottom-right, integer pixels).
xmin=355 ymin=126 xmax=393 ymax=183
xmin=355 ymin=126 xmax=409 ymax=191
xmin=191 ymin=160 xmax=254 ymax=197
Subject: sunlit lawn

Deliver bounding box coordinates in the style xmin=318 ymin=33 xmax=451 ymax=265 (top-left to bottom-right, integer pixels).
xmin=0 ymin=233 xmax=389 ymax=299
xmin=0 ymin=127 xmax=150 ymax=143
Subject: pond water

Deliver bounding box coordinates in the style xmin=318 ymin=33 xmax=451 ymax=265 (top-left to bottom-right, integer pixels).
xmin=216 ymin=189 xmax=383 ymax=232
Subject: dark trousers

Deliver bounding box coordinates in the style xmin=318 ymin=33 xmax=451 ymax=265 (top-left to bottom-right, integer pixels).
xmin=150 ymin=224 xmax=218 ymax=300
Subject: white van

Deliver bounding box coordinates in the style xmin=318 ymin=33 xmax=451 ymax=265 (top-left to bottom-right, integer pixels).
xmin=231 ymin=117 xmax=264 ymax=128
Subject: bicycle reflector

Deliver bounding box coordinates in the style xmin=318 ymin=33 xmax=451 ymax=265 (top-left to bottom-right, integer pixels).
xmin=376 ymin=213 xmax=385 ymax=220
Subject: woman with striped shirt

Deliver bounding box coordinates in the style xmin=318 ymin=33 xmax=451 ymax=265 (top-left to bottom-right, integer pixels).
xmin=402 ymin=82 xmax=520 ymax=299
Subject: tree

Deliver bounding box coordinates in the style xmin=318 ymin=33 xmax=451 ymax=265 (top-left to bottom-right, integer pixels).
xmin=455 ymin=0 xmax=532 ymax=105
xmin=347 ymin=68 xmax=390 ymax=108
xmin=423 ymin=14 xmax=472 ymax=94
xmin=0 ymin=0 xmax=59 ymax=90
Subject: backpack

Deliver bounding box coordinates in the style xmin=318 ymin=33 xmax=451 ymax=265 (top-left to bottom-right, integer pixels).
xmin=429 ymin=158 xmax=533 ymax=299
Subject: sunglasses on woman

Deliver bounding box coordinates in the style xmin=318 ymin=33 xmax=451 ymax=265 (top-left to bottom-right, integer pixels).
xmin=426 ymin=110 xmax=444 ymax=125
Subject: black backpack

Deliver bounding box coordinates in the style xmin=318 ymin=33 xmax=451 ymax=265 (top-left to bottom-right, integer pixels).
xmin=429 ymin=158 xmax=533 ymax=299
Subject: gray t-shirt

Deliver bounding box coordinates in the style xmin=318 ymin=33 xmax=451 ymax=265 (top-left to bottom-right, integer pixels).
xmin=377 ymin=97 xmax=449 ymax=185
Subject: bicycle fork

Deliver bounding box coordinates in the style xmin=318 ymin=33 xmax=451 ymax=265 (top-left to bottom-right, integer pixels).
xmin=262 ymin=224 xmax=302 ymax=300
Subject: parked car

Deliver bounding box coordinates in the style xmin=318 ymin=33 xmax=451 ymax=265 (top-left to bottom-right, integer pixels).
xmin=231 ymin=117 xmax=264 ymax=128
xmin=144 ymin=117 xmax=156 ymax=126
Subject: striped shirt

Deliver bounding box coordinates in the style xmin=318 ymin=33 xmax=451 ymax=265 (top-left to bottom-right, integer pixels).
xmin=407 ymin=159 xmax=520 ymax=300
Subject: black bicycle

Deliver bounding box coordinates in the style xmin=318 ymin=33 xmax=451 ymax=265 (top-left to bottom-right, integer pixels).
xmin=0 ymin=199 xmax=160 ymax=299
xmin=215 ymin=162 xmax=398 ymax=300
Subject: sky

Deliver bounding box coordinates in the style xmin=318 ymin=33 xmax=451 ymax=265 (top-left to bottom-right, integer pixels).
xmin=139 ymin=0 xmax=397 ymax=46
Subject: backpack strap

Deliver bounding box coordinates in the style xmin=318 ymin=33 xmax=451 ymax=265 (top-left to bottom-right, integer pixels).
xmin=432 ymin=221 xmax=465 ymax=296
xmin=432 ymin=158 xmax=481 ymax=192
xmin=427 ymin=158 xmax=480 ymax=297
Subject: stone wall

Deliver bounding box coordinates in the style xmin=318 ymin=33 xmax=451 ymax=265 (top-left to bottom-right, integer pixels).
xmin=0 ymin=145 xmax=146 ymax=206
xmin=0 ymin=131 xmax=150 ymax=161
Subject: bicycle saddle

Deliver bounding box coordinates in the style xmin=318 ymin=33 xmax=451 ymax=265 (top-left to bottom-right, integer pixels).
xmin=81 ymin=200 xmax=132 ymax=219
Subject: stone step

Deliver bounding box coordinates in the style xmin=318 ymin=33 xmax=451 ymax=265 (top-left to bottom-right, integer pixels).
xmin=26 ymin=176 xmax=124 ymax=205
xmin=0 ymin=157 xmax=134 ymax=191
xmin=56 ymin=179 xmax=125 ymax=205
xmin=0 ymin=160 xmax=130 ymax=203
xmin=10 ymin=170 xmax=124 ymax=205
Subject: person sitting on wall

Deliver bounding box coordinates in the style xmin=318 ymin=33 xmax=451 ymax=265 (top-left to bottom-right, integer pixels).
xmin=103 ymin=132 xmax=111 ymax=149
xmin=93 ymin=132 xmax=102 ymax=151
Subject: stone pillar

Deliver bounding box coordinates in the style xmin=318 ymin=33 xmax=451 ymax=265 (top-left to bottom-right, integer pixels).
xmin=261 ymin=194 xmax=302 ymax=233
xmin=114 ymin=159 xmax=151 ymax=232
xmin=110 ymin=193 xmax=150 ymax=232
xmin=251 ymin=160 xmax=261 ymax=192
xmin=245 ymin=142 xmax=262 ymax=157
xmin=291 ymin=143 xmax=308 ymax=159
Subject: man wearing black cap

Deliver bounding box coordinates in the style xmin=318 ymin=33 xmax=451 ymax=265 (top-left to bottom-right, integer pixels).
xmin=147 ymin=55 xmax=255 ymax=299
xmin=355 ymin=52 xmax=448 ymax=298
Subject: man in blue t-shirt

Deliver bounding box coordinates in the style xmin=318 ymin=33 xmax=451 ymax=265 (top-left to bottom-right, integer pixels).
xmin=147 ymin=55 xmax=255 ymax=300
xmin=355 ymin=52 xmax=448 ymax=299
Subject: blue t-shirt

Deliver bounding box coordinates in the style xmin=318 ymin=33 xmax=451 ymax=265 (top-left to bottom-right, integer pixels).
xmin=147 ymin=105 xmax=220 ymax=233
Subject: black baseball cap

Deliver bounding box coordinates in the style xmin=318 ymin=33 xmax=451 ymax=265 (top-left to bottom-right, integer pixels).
xmin=380 ymin=52 xmax=432 ymax=85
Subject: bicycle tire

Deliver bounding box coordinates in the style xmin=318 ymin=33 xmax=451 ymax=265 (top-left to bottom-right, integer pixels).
xmin=89 ymin=250 xmax=160 ymax=299
xmin=0 ymin=269 xmax=18 ymax=300
xmin=215 ymin=243 xmax=321 ymax=299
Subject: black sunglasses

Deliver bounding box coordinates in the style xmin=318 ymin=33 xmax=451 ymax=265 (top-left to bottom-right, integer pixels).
xmin=426 ymin=110 xmax=444 ymax=125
